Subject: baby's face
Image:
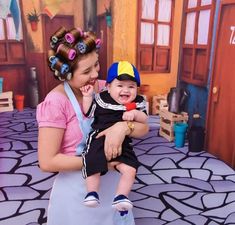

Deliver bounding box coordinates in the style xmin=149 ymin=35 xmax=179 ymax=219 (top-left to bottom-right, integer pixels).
xmin=107 ymin=79 xmax=138 ymax=105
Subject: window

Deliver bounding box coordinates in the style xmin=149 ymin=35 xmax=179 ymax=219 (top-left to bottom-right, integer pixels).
xmin=180 ymin=0 xmax=215 ymax=86
xmin=137 ymin=0 xmax=174 ymax=73
xmin=0 ymin=0 xmax=25 ymax=65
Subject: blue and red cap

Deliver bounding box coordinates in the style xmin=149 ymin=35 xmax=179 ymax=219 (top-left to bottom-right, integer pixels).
xmin=106 ymin=61 xmax=140 ymax=87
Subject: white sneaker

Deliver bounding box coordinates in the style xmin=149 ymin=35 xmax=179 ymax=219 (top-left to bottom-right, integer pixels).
xmin=83 ymin=191 xmax=100 ymax=207
xmin=112 ymin=195 xmax=133 ymax=211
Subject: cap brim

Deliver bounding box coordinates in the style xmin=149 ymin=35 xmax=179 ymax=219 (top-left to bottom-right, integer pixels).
xmin=116 ymin=74 xmax=137 ymax=83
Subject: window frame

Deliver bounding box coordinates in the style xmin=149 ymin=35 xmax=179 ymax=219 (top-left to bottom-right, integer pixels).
xmin=136 ymin=0 xmax=175 ymax=74
xmin=0 ymin=0 xmax=26 ymax=65
xmin=180 ymin=0 xmax=215 ymax=86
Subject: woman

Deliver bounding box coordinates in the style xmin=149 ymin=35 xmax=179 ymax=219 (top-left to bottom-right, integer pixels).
xmin=36 ymin=27 xmax=149 ymax=225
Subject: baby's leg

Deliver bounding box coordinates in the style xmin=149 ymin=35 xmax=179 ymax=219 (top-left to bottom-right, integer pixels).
xmin=86 ymin=173 xmax=100 ymax=192
xmin=110 ymin=162 xmax=136 ymax=211
xmin=115 ymin=163 xmax=136 ymax=196
xmin=84 ymin=173 xmax=100 ymax=207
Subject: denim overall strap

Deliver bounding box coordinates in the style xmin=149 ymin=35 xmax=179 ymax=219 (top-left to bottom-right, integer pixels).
xmin=64 ymin=82 xmax=92 ymax=155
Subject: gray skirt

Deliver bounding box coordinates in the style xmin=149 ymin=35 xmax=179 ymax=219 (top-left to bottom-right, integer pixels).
xmin=47 ymin=170 xmax=135 ymax=225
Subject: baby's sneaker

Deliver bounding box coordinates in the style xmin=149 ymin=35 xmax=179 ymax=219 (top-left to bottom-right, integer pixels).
xmin=112 ymin=195 xmax=133 ymax=211
xmin=84 ymin=191 xmax=100 ymax=207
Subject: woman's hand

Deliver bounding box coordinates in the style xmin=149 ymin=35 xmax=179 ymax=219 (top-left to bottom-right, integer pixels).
xmin=96 ymin=121 xmax=149 ymax=161
xmin=96 ymin=122 xmax=130 ymax=161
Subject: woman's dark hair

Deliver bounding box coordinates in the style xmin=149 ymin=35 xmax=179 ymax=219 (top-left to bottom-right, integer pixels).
xmin=48 ymin=27 xmax=101 ymax=81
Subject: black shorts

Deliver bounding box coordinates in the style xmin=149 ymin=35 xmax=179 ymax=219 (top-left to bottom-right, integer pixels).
xmin=82 ymin=130 xmax=140 ymax=178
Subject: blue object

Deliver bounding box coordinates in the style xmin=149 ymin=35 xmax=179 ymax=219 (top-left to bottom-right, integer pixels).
xmin=174 ymin=122 xmax=188 ymax=148
xmin=50 ymin=56 xmax=59 ymax=67
xmin=107 ymin=61 xmax=140 ymax=86
xmin=10 ymin=0 xmax=20 ymax=40
xmin=120 ymin=211 xmax=128 ymax=216
xmin=60 ymin=63 xmax=69 ymax=74
xmin=0 ymin=77 xmax=3 ymax=93
xmin=76 ymin=41 xmax=87 ymax=54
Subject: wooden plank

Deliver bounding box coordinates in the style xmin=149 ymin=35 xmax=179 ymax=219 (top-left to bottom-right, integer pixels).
xmin=0 ymin=91 xmax=13 ymax=112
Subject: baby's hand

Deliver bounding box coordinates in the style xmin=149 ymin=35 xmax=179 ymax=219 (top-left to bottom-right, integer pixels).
xmin=122 ymin=110 xmax=136 ymax=121
xmin=80 ymin=84 xmax=94 ymax=97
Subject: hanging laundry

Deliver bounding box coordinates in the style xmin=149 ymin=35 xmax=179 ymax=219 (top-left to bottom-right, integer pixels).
xmin=0 ymin=0 xmax=21 ymax=40
xmin=10 ymin=0 xmax=21 ymax=40
xmin=0 ymin=0 xmax=11 ymax=19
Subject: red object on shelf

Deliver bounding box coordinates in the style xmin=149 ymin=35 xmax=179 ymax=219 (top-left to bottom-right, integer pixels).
xmin=14 ymin=95 xmax=25 ymax=111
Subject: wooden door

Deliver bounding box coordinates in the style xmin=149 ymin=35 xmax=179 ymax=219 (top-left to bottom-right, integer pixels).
xmin=96 ymin=14 xmax=108 ymax=80
xmin=42 ymin=15 xmax=74 ymax=96
xmin=206 ymin=0 xmax=235 ymax=168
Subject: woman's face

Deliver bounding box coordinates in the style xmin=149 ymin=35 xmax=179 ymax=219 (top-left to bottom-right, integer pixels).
xmin=69 ymin=51 xmax=100 ymax=89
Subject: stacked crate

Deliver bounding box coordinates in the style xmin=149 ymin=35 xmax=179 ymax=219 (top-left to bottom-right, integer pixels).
xmin=159 ymin=108 xmax=188 ymax=141
xmin=0 ymin=91 xmax=14 ymax=112
xmin=152 ymin=94 xmax=168 ymax=115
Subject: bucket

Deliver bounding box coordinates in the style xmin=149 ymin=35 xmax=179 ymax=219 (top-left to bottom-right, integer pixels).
xmin=188 ymin=126 xmax=205 ymax=152
xmin=174 ymin=122 xmax=188 ymax=148
xmin=14 ymin=95 xmax=25 ymax=111
xmin=0 ymin=77 xmax=3 ymax=93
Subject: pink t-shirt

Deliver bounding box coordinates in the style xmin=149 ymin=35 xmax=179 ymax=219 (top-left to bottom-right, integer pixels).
xmin=36 ymin=80 xmax=106 ymax=156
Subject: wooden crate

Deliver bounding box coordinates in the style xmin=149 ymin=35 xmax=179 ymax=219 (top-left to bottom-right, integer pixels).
xmin=159 ymin=109 xmax=188 ymax=142
xmin=152 ymin=94 xmax=167 ymax=115
xmin=0 ymin=91 xmax=13 ymax=112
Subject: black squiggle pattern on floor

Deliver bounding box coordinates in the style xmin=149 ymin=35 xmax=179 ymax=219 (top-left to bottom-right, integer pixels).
xmin=0 ymin=109 xmax=235 ymax=225
xmin=0 ymin=109 xmax=56 ymax=225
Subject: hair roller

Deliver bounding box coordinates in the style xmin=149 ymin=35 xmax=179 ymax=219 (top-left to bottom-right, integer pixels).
xmin=60 ymin=63 xmax=70 ymax=74
xmin=51 ymin=58 xmax=63 ymax=71
xmin=76 ymin=41 xmax=87 ymax=54
xmin=57 ymin=44 xmax=76 ymax=60
xmin=53 ymin=59 xmax=70 ymax=75
xmin=50 ymin=57 xmax=60 ymax=70
xmin=51 ymin=26 xmax=67 ymax=43
xmin=54 ymin=70 xmax=60 ymax=77
xmin=66 ymin=72 xmax=72 ymax=80
xmin=48 ymin=50 xmax=56 ymax=61
xmin=65 ymin=27 xmax=83 ymax=44
xmin=95 ymin=39 xmax=101 ymax=49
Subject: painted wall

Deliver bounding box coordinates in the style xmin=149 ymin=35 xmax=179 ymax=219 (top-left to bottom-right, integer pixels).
xmin=2 ymin=0 xmax=183 ymax=108
xmin=22 ymin=0 xmax=183 ymax=97
xmin=22 ymin=0 xmax=83 ymax=53
xmin=111 ymin=0 xmax=184 ymax=98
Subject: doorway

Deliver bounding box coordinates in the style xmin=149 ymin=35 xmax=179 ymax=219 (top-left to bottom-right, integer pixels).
xmin=206 ymin=0 xmax=235 ymax=168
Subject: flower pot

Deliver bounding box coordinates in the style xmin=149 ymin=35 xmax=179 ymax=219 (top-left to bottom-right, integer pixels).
xmin=14 ymin=95 xmax=25 ymax=111
xmin=30 ymin=21 xmax=38 ymax=31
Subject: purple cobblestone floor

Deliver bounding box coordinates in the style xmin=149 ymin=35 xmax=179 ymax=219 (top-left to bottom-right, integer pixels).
xmin=0 ymin=108 xmax=235 ymax=225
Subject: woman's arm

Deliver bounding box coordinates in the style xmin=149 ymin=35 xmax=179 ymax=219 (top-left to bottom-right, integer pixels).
xmin=96 ymin=121 xmax=149 ymax=160
xmin=38 ymin=127 xmax=83 ymax=172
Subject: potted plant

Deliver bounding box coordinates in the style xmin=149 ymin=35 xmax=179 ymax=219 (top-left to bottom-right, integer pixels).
xmin=27 ymin=9 xmax=40 ymax=31
xmin=105 ymin=5 xmax=112 ymax=27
